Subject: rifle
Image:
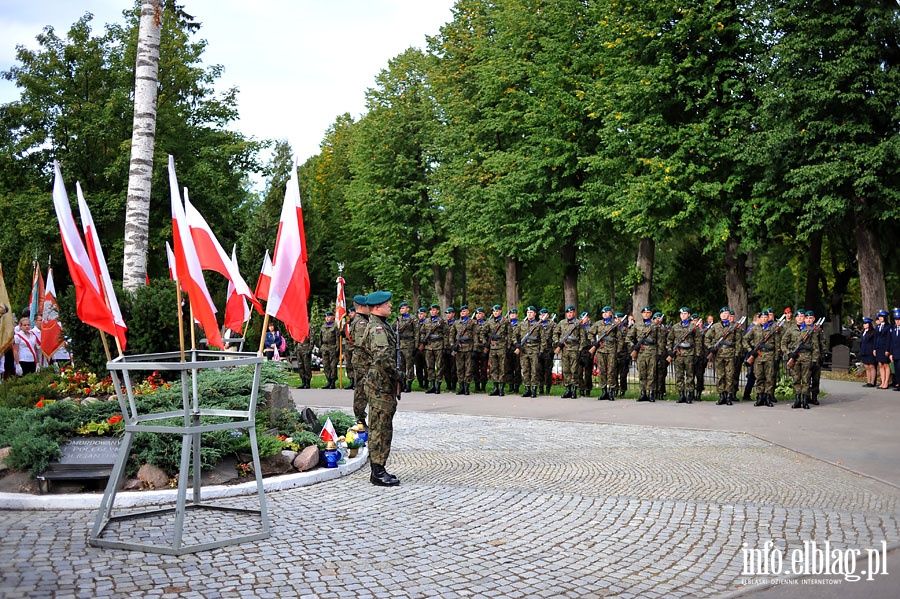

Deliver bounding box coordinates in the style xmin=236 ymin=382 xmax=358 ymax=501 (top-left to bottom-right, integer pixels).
xmin=667 ymin=320 xmax=703 ymax=363
xmin=706 ymin=316 xmax=747 ymax=362
xmin=592 ymin=321 xmax=620 ymax=352
xmin=786 ymin=317 xmax=826 ymax=368
xmin=516 ymin=322 xmax=541 ymax=354
xmin=451 ymin=320 xmax=473 ymax=355
xmin=556 ymin=320 xmax=581 ymax=350
xmin=744 ymin=314 xmax=787 ymax=366
xmin=629 ymin=323 xmax=658 ymax=360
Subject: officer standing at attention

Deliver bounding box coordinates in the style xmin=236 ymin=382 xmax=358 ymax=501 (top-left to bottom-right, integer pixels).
xmin=615 ymin=312 xmax=631 ymax=397
xmin=395 ymin=301 xmax=418 ymax=393
xmin=589 ymin=306 xmax=619 ymax=401
xmin=319 ymin=310 xmax=341 ymax=389
xmin=450 ymin=305 xmax=477 ymax=395
xmin=414 ymin=307 xmax=428 ymax=390
xmin=506 ymin=308 xmax=522 ymax=394
xmin=344 ymin=306 xmax=356 ymax=390
xmin=349 ymin=295 xmax=371 ymax=424
xmin=538 ymin=308 xmax=556 ymax=394
xmin=419 ymin=304 xmax=446 ymax=394
xmin=553 ymin=305 xmax=584 ymax=398
xmin=294 ymin=325 xmax=313 ymax=390
xmin=627 ymin=306 xmax=660 ymax=402
xmin=443 ymin=307 xmax=458 ymax=393
xmin=486 ymin=304 xmax=510 ymax=396
xmin=360 ymin=291 xmax=402 ymax=487
xmin=578 ymin=311 xmax=595 ymax=397
xmin=781 ymin=308 xmax=820 ymax=409
xmin=472 ymin=308 xmax=489 ymax=392
xmin=669 ymin=307 xmax=701 ymax=403
xmin=705 ymin=307 xmax=744 ymax=405
xmin=515 ymin=306 xmax=544 ymax=397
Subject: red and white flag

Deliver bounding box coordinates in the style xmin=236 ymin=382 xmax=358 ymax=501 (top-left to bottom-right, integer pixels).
xmin=254 ymin=250 xmax=272 ymax=302
xmin=51 ymin=162 xmax=120 ymax=344
xmin=168 ymin=155 xmax=223 ymax=349
xmin=77 ymin=182 xmax=128 ymax=351
xmin=224 ymin=247 xmax=251 ymax=334
xmin=166 ymin=241 xmax=177 ymax=281
xmin=265 ymin=160 xmax=310 ymax=341
xmin=319 ymin=417 xmax=338 ymax=444
xmin=335 ymin=276 xmax=347 ymax=326
xmin=184 ymin=193 xmax=262 ymax=314
xmin=39 ymin=267 xmax=65 ymax=358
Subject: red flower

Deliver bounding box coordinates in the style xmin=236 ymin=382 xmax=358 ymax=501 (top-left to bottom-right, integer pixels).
xmin=109 ymin=414 xmax=123 ymax=425
xmin=84 ymin=387 xmax=92 ymax=395
xmin=36 ymin=399 xmax=45 ymax=408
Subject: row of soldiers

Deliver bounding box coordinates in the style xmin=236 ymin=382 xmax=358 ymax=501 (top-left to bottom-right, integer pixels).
xmin=303 ymin=298 xmax=827 ymax=409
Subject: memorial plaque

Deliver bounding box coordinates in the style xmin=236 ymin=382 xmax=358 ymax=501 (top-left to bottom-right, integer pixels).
xmin=831 ymin=344 xmax=850 ymax=373
xmin=57 ymin=437 xmax=120 ymax=465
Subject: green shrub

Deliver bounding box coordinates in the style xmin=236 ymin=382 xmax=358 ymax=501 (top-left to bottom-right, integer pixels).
xmin=0 ymin=369 xmax=61 ymax=409
xmin=320 ymin=410 xmax=356 ymax=436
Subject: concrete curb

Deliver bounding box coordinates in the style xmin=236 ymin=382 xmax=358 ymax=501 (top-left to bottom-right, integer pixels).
xmin=0 ymin=447 xmax=368 ymax=511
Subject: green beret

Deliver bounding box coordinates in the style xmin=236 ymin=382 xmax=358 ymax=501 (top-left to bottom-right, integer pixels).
xmin=679 ymin=306 xmax=690 ymax=313
xmin=353 ymin=294 xmax=368 ymax=305
xmin=399 ymin=301 xmax=409 ymax=307
xmin=492 ymin=304 xmax=502 ymax=310
xmin=445 ymin=307 xmax=455 ymax=313
xmin=690 ymin=313 xmax=698 ymax=319
xmin=527 ymin=305 xmax=536 ymax=312
xmin=805 ymin=310 xmax=815 ymax=316
xmin=366 ymin=290 xmax=392 ymax=306
xmin=325 ymin=311 xmax=334 ymax=316
xmin=602 ymin=306 xmax=612 ymax=312
xmin=642 ymin=306 xmax=652 ymax=312
xmin=615 ymin=312 xmax=624 ymax=318
xmin=539 ymin=308 xmax=548 ymax=314
xmin=566 ymin=305 xmax=576 ymax=311
xmin=430 ymin=303 xmax=440 ymax=309
xmin=475 ymin=307 xmax=485 ymax=313
xmin=581 ymin=312 xmax=590 ymax=318
xmin=720 ymin=306 xmax=731 ymax=314
xmin=653 ymin=312 xmax=662 ymax=318
xmin=417 ymin=307 xmax=427 ymax=313
xmin=509 ymin=308 xmax=518 ymax=314
xmin=460 ymin=304 xmax=468 ymax=310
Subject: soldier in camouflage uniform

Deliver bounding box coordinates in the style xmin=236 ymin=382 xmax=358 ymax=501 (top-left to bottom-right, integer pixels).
xmin=578 ymin=311 xmax=595 ymax=397
xmin=652 ymin=312 xmax=670 ymax=400
xmin=294 ymin=326 xmax=313 ymax=389
xmin=807 ymin=310 xmax=826 ymax=405
xmin=589 ymin=306 xmax=619 ymax=401
xmin=505 ymin=308 xmax=522 ymax=393
xmin=319 ymin=311 xmax=341 ymax=389
xmin=349 ymin=295 xmax=371 ymax=423
xmin=443 ymin=307 xmax=458 ymax=393
xmin=781 ymin=309 xmax=820 ymax=409
xmin=627 ymin=307 xmax=662 ymax=402
xmin=450 ymin=305 xmax=477 ymax=395
xmin=414 ymin=307 xmax=428 ymax=390
xmin=705 ymin=307 xmax=744 ymax=405
xmin=743 ymin=309 xmax=780 ymax=407
xmin=553 ymin=305 xmax=584 ymax=399
xmin=485 ymin=305 xmax=510 ymax=396
xmin=360 ymin=291 xmax=402 ymax=487
xmin=615 ymin=313 xmax=631 ymax=397
xmin=691 ymin=313 xmax=707 ymax=400
xmin=472 ymin=308 xmax=489 ymax=392
xmin=343 ymin=306 xmax=356 ymax=390
xmin=537 ymin=308 xmax=556 ymax=394
xmin=668 ymin=307 xmax=702 ymax=403
xmin=515 ymin=306 xmax=544 ymax=398
xmin=419 ymin=304 xmax=446 ymax=394
xmin=394 ymin=301 xmax=418 ymax=393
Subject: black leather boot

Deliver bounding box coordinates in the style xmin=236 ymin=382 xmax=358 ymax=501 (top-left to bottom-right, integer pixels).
xmin=686 ymin=391 xmax=693 ymax=404
xmin=435 ymin=382 xmax=441 ymax=395
xmin=792 ymin=394 xmax=802 ymax=409
xmin=346 ymin=378 xmax=355 ymax=390
xmin=489 ymin=382 xmax=500 ymax=396
xmin=649 ymin=391 xmax=656 ymax=402
xmin=716 ymin=393 xmax=726 ymax=405
xmin=456 ymin=383 xmax=465 ymax=395
xmin=725 ymin=392 xmax=733 ymax=405
xmin=522 ymin=386 xmax=531 ymax=397
xmin=425 ymin=382 xmax=435 ymax=394
xmin=572 ymin=386 xmax=578 ymax=399
xmin=531 ymin=386 xmax=538 ymax=398
xmin=677 ymin=393 xmax=687 ymax=404
xmin=754 ymin=394 xmax=765 ymax=406
xmin=499 ymin=383 xmax=505 ymax=396
xmin=766 ymin=394 xmax=775 ymax=407
xmin=638 ymin=390 xmax=649 ymax=402
xmin=370 ymin=463 xmax=400 ymax=486
xmin=809 ymin=393 xmax=819 ymax=405
xmin=464 ymin=383 xmax=471 ymax=395
xmin=562 ymin=386 xmax=572 ymax=398
xmin=801 ymin=393 xmax=810 ymax=409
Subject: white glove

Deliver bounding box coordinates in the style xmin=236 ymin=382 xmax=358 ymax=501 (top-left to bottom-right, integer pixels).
xmin=15 ymin=363 xmax=23 ymax=376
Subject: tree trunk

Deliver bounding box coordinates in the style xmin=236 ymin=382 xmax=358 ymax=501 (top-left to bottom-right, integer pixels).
xmin=855 ymin=215 xmax=887 ymax=318
xmin=560 ymin=240 xmax=577 ymax=311
xmin=724 ymin=236 xmax=749 ymax=319
xmin=432 ymin=265 xmax=453 ymax=309
xmin=122 ymin=0 xmax=162 ymax=292
xmin=411 ymin=279 xmax=421 ymax=312
xmin=803 ymin=231 xmax=823 ymax=312
xmin=505 ymin=256 xmax=520 ymax=311
xmin=631 ymin=238 xmax=654 ymax=319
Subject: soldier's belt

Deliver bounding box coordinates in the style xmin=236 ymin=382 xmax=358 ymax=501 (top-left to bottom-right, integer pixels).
xmin=720 ymin=341 xmax=735 ymax=347
xmin=677 ymin=342 xmax=692 ymax=349
xmin=642 ymin=340 xmax=656 ymax=346
xmin=490 ymin=334 xmax=503 ymax=340
xmin=458 ymin=336 xmax=472 ymax=342
xmin=600 ymin=336 xmax=613 ymax=343
xmin=798 ymin=344 xmax=812 ymax=351
xmin=427 ymin=334 xmax=442 ymax=340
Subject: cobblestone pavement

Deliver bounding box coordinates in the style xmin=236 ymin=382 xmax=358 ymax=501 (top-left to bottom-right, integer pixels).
xmin=1 ymin=412 xmax=898 ymax=598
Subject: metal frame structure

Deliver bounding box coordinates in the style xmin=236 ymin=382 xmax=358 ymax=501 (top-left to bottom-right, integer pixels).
xmin=89 ymin=350 xmax=270 ymax=555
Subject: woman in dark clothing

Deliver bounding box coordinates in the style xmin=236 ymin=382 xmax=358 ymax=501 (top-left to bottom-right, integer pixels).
xmin=873 ymin=310 xmax=892 ymax=388
xmin=859 ymin=317 xmax=876 ymax=387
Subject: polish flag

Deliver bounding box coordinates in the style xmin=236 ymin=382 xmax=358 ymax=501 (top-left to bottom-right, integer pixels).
xmin=184 ymin=194 xmax=263 ymax=314
xmin=51 ymin=162 xmax=120 ymax=343
xmin=335 ymin=276 xmax=347 ymax=326
xmin=265 ymin=160 xmax=310 ymax=341
xmin=224 ymin=247 xmax=251 ymax=334
xmin=39 ymin=268 xmax=65 ymax=358
xmin=254 ymin=250 xmax=272 ymax=302
xmin=319 ymin=417 xmax=338 ymax=444
xmin=166 ymin=241 xmax=177 ymax=280
xmin=168 ymin=156 xmax=223 ymax=349
xmin=78 ymin=182 xmax=128 ymax=351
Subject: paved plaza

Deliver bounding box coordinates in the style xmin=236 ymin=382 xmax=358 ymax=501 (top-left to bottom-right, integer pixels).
xmin=0 ymin=378 xmax=898 ymax=598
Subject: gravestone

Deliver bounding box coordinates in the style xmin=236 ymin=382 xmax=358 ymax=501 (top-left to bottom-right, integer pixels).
xmin=831 ymin=344 xmax=850 ymax=373
xmin=38 ymin=437 xmax=121 ymax=493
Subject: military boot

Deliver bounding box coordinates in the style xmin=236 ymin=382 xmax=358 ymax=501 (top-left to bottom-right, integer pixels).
xmin=809 ymin=393 xmax=819 ymax=406
xmin=435 ymin=382 xmax=441 ymax=394
xmin=725 ymin=392 xmax=733 ymax=406
xmin=489 ymin=382 xmax=500 ymax=396
xmin=801 ymin=394 xmax=810 ymax=409
xmin=464 ymin=383 xmax=471 ymax=395
xmin=425 ymin=382 xmax=435 ymax=394
xmin=792 ymin=394 xmax=802 ymax=409
xmin=531 ymin=386 xmax=538 ymax=398
xmin=716 ymin=393 xmax=727 ymax=405
xmin=604 ymin=387 xmax=613 ymax=401
xmin=766 ymin=394 xmax=775 ymax=407
xmin=686 ymin=391 xmax=694 ymax=404
xmin=677 ymin=393 xmax=687 ymax=404
xmin=521 ymin=386 xmax=531 ymax=397
xmin=499 ymin=383 xmax=505 ymax=396
xmin=456 ymin=383 xmax=465 ymax=395
xmin=370 ymin=463 xmax=400 ymax=487
xmin=572 ymin=386 xmax=578 ymax=399
xmin=638 ymin=390 xmax=649 ymax=402
xmin=649 ymin=391 xmax=656 ymax=403
xmin=562 ymin=386 xmax=572 ymax=399
xmin=754 ymin=394 xmax=766 ymax=407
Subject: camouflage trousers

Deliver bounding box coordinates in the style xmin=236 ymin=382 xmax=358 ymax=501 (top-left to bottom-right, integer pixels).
xmin=753 ymin=355 xmax=776 ymax=396
xmin=672 ymin=354 xmax=695 ymax=394
xmin=519 ymin=348 xmax=540 ymax=386
xmin=560 ymin=349 xmax=580 ymax=385
xmin=367 ymin=392 xmax=397 ymax=466
xmin=353 ymin=358 xmax=371 ymax=424
xmin=424 ymin=347 xmax=444 ymax=383
xmin=400 ymin=347 xmax=416 ymax=382
xmin=790 ymin=355 xmax=814 ymax=395
xmin=488 ymin=347 xmax=507 ymax=382
xmin=714 ymin=352 xmax=739 ymax=394
xmin=595 ymin=351 xmax=616 ymax=388
xmin=322 ymin=346 xmax=339 ymax=380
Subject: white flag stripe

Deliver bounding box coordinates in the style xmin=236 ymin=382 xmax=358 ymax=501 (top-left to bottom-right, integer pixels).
xmin=77 ymin=182 xmax=126 ymax=329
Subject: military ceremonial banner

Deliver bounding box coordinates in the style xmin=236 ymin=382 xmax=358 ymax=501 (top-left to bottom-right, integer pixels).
xmin=51 ymin=162 xmax=120 ymax=343
xmin=168 ymin=155 xmax=223 ymax=350
xmin=28 ymin=261 xmax=44 ymax=328
xmin=0 ymin=261 xmax=13 ymax=355
xmin=254 ymin=250 xmax=272 ymax=302
xmin=335 ymin=276 xmax=346 ymax=326
xmin=184 ymin=194 xmax=262 ymax=314
xmin=77 ymin=182 xmax=128 ymax=351
xmin=265 ymin=161 xmax=310 ymax=341
xmin=39 ymin=268 xmax=65 ymax=358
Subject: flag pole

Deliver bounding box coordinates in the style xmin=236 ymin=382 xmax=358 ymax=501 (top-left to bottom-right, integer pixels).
xmin=176 ymin=284 xmax=186 ymax=363
xmin=99 ymin=331 xmax=112 ymax=363
xmin=190 ymin=302 xmax=197 ymax=351
xmin=257 ymin=313 xmax=271 ymax=355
